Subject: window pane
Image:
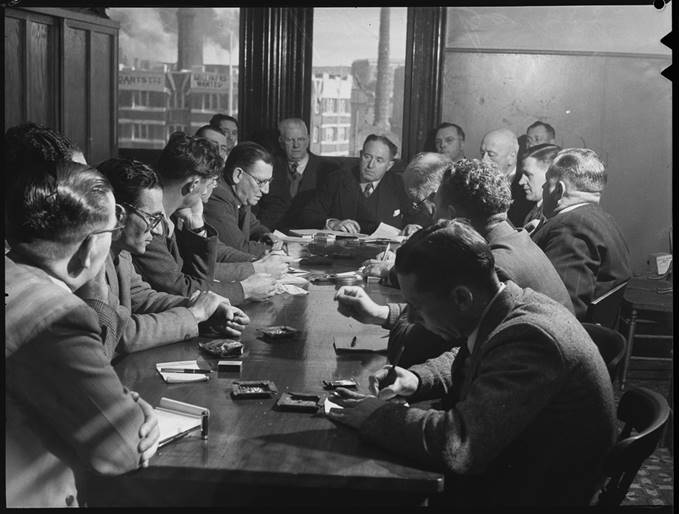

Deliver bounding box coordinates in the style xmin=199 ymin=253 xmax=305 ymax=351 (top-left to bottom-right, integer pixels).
xmin=311 ymin=7 xmax=406 ymax=157
xmin=109 ymin=7 xmax=239 ymax=150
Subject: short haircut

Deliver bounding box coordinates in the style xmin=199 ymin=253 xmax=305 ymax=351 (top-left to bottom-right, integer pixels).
xmin=363 ymin=134 xmax=398 ymax=159
xmin=97 ymin=158 xmax=161 ymax=206
xmin=403 ymin=152 xmax=453 ymax=198
xmin=278 ymin=118 xmax=308 ymax=134
xmin=394 ymin=219 xmax=496 ymax=296
xmin=521 ymin=143 xmax=562 ymax=167
xmin=209 ymin=114 xmax=239 ymax=131
xmin=438 ymin=158 xmax=512 ymax=220
xmin=546 ymin=148 xmax=607 ymax=192
xmin=436 ymin=122 xmax=466 ymax=141
xmin=195 ymin=124 xmax=224 ymax=138
xmin=6 ymin=160 xmax=112 ymax=254
xmin=156 ymin=132 xmax=223 ymax=182
xmin=527 ymin=121 xmax=556 ymax=139
xmin=223 ymin=141 xmax=273 ymax=184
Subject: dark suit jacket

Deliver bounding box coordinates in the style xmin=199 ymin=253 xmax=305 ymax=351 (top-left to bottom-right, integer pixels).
xmin=361 ymin=282 xmax=617 ymax=507
xmin=132 ymin=222 xmax=251 ymax=306
xmin=204 ymin=178 xmax=271 ymax=258
xmin=256 ymin=152 xmax=340 ymax=231
xmin=5 ymin=255 xmax=145 ymax=507
xmin=532 ymin=203 xmax=632 ymax=319
xmin=302 ymin=165 xmax=410 ymax=233
xmin=386 ymin=220 xmax=574 ymax=367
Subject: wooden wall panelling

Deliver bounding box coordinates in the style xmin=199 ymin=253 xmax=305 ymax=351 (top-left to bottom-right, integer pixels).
xmin=63 ymin=22 xmax=88 ymax=158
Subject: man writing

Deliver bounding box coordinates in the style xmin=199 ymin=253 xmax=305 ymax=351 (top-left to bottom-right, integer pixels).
xmin=329 ymin=220 xmax=616 ymax=507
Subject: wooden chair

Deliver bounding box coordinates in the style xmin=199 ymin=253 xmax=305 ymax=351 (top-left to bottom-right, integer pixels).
xmin=582 ymin=322 xmax=627 ymax=384
xmin=585 ymin=280 xmax=629 ymax=330
xmin=592 ymin=387 xmax=671 ymax=506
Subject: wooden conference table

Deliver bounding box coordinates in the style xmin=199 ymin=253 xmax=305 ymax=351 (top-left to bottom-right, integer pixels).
xmin=87 ymin=241 xmax=445 ymax=507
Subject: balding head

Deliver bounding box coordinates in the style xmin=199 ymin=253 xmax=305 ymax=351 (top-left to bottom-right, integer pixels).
xmin=480 ymin=129 xmax=519 ymax=177
xmin=402 ymin=152 xmax=453 ymax=204
xmin=278 ymin=118 xmax=309 ymax=162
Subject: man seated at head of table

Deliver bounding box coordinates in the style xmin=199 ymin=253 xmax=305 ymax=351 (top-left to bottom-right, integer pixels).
xmin=100 ymin=154 xmax=280 ymax=307
xmin=301 ymin=134 xmax=411 ymax=234
xmin=5 ymin=159 xmax=159 ymax=507
xmin=329 ymin=220 xmax=616 ymax=508
xmin=90 ymin=158 xmax=249 ymax=360
xmin=356 ymin=157 xmax=573 ymax=367
xmin=531 ymin=147 xmax=632 ymax=320
xmin=203 ymin=141 xmax=277 ymax=258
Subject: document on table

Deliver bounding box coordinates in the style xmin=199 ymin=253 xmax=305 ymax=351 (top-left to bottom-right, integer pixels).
xmin=156 ymin=360 xmax=210 ymax=384
xmin=364 ymin=222 xmax=405 ymax=243
xmin=271 ymin=229 xmax=313 ymax=243
xmin=155 ymin=397 xmax=209 ymax=447
xmin=289 ymin=228 xmax=370 ymax=239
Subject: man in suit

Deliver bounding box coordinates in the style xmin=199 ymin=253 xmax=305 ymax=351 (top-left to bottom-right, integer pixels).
xmin=526 ymin=120 xmax=557 ymax=149
xmin=481 ymin=127 xmax=534 ymax=228
xmin=256 ymin=117 xmax=340 ymax=231
xmin=515 ymin=143 xmax=561 ymax=232
xmin=532 ymin=147 xmax=632 ymax=319
xmin=204 ymin=141 xmax=275 ymax=257
xmin=329 ymin=220 xmax=616 ymax=507
xmin=434 ymin=122 xmax=466 ymax=162
xmin=302 ymin=134 xmax=410 ymax=233
xmin=5 ymin=160 xmax=158 ymax=507
xmin=209 ymin=113 xmax=239 ymax=157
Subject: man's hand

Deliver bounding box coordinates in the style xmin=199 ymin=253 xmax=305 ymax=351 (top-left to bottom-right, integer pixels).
xmin=174 ymin=194 xmax=204 ymax=231
xmin=213 ymin=303 xmax=251 ymax=338
xmin=369 ymin=365 xmax=419 ymax=400
xmin=241 ymin=273 xmax=276 ymax=301
xmin=334 ymin=286 xmax=389 ymax=326
xmin=360 ymin=250 xmax=396 ymax=279
xmin=328 ymin=218 xmax=361 ymax=233
xmin=74 ymin=266 xmax=109 ymax=302
xmin=401 ymin=224 xmax=422 ymax=238
xmin=129 ymin=391 xmax=160 ymax=468
xmin=252 ymin=253 xmax=293 ymax=278
xmin=187 ymin=290 xmax=224 ymax=323
xmin=325 ymin=388 xmax=384 ymax=429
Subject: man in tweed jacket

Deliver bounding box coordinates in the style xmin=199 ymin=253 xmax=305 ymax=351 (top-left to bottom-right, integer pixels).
xmin=330 ymin=220 xmax=616 ymax=507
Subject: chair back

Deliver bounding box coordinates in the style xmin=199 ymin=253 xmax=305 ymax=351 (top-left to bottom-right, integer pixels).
xmin=585 ymin=280 xmax=629 ymax=329
xmin=595 ymin=387 xmax=671 ymax=506
xmin=582 ymin=322 xmax=627 ymax=383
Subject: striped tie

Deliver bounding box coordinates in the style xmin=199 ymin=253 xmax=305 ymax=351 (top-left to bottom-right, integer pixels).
xmin=363 ymin=182 xmax=374 ymax=198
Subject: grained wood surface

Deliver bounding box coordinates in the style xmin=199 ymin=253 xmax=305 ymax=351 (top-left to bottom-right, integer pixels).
xmin=105 ymin=244 xmax=443 ymax=503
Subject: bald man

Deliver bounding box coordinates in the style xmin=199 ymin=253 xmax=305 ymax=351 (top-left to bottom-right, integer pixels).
xmin=256 ymin=117 xmax=339 ymax=232
xmin=481 ymin=128 xmax=534 ymax=227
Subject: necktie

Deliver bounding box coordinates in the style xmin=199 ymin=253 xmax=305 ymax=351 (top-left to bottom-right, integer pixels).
xmin=289 ymin=162 xmax=302 ymax=198
xmin=363 ymin=182 xmax=374 ymax=198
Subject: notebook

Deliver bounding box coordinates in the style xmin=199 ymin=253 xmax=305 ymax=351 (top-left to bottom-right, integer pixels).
xmin=155 ymin=397 xmax=209 ymax=447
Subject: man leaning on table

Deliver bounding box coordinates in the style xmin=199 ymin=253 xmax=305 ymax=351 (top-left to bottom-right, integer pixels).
xmin=329 ymin=220 xmax=616 ymax=507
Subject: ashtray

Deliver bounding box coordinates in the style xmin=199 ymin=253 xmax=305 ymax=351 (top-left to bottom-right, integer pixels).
xmin=231 ymin=380 xmax=278 ymax=399
xmin=258 ymin=326 xmax=299 ymax=340
xmin=322 ymin=378 xmax=359 ymax=390
xmin=198 ymin=339 xmax=243 ymax=357
xmin=275 ymin=392 xmax=322 ymax=413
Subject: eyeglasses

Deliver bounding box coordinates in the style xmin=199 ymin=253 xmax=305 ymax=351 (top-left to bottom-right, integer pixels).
xmin=88 ymin=203 xmax=127 ymax=238
xmin=122 ymin=202 xmax=166 ymax=235
xmin=410 ymin=191 xmax=437 ymax=210
xmin=244 ymin=170 xmax=272 ymax=188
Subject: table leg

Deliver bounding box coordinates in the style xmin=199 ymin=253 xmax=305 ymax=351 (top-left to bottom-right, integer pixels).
xmin=621 ymin=308 xmax=638 ymax=390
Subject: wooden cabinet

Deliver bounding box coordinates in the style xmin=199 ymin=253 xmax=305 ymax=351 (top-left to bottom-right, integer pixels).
xmin=4 ymin=7 xmax=119 ymax=165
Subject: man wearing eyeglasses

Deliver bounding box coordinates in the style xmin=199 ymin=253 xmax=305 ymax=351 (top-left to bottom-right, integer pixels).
xmin=204 ymin=141 xmax=276 ymax=258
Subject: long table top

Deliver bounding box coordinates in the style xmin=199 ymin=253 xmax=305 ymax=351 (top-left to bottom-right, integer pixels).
xmin=111 ymin=249 xmax=444 ymax=498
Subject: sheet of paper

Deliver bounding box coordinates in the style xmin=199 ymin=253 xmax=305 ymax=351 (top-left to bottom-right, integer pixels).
xmin=156 ymin=360 xmax=209 ymax=384
xmin=365 ymin=222 xmax=405 ymax=243
xmin=271 ymin=230 xmax=313 ymax=243
xmin=155 ymin=407 xmax=203 ymax=445
xmin=289 ymin=228 xmax=369 ymax=239
xmin=323 ymin=397 xmax=343 ymax=415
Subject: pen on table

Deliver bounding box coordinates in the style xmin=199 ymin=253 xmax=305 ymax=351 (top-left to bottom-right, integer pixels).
xmin=350 ymin=336 xmax=357 ymax=347
xmin=159 ymin=368 xmax=212 ymax=374
xmin=381 ymin=242 xmax=391 ymax=262
xmin=382 ymin=342 xmax=405 ymax=389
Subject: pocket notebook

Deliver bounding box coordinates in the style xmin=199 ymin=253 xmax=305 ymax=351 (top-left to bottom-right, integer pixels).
xmin=156 ymin=360 xmax=211 ymax=384
xmin=332 ymin=335 xmax=388 ymax=354
xmin=155 ymin=397 xmax=209 ymax=447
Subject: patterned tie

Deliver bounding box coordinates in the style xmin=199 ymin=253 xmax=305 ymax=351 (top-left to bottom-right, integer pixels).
xmin=363 ymin=182 xmax=374 ymax=198
xmin=289 ymin=161 xmax=302 ymax=198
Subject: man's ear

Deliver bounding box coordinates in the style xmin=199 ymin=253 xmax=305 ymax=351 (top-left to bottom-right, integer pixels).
xmin=232 ymin=167 xmax=244 ymax=184
xmin=450 ymin=285 xmax=474 ymax=312
xmin=554 ymin=180 xmax=566 ymax=200
xmin=385 ymin=159 xmax=395 ymax=172
xmin=68 ymin=236 xmax=95 ymax=277
xmin=278 ymin=135 xmax=285 ymax=150
xmin=181 ymin=177 xmax=201 ymax=196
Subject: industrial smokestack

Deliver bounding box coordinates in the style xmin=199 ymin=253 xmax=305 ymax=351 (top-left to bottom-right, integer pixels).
xmin=177 ymin=8 xmax=203 ymax=70
xmin=374 ymin=7 xmax=391 ymax=131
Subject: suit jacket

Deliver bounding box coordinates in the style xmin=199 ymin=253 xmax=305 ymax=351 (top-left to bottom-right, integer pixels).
xmin=386 ymin=220 xmax=574 ymax=367
xmin=105 ymin=250 xmax=198 ymax=359
xmin=361 ymin=282 xmax=617 ymax=507
xmin=132 ymin=222 xmax=251 ymax=306
xmin=532 ymin=203 xmax=632 ymax=319
xmin=5 ymin=255 xmax=145 ymax=507
xmin=302 ymin=165 xmax=410 ymax=233
xmin=204 ymin=177 xmax=271 ymax=258
xmin=256 ymin=152 xmax=340 ymax=231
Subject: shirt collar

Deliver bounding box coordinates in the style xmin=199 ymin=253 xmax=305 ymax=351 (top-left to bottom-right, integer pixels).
xmin=556 ymin=202 xmax=589 ymax=216
xmin=361 ymin=178 xmax=383 ymax=193
xmin=466 ymin=282 xmax=506 ymax=353
xmin=290 ymin=153 xmax=310 ymax=174
xmin=46 ymin=274 xmax=72 ymax=292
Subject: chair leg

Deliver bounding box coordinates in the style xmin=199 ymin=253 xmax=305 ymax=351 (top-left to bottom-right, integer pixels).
xmin=621 ymin=309 xmax=638 ymax=390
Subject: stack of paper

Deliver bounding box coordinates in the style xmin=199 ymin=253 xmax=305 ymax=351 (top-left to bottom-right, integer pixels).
xmin=156 ymin=360 xmax=210 ymax=384
xmin=364 ymin=222 xmax=405 ymax=243
xmin=271 ymin=230 xmax=313 ymax=243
